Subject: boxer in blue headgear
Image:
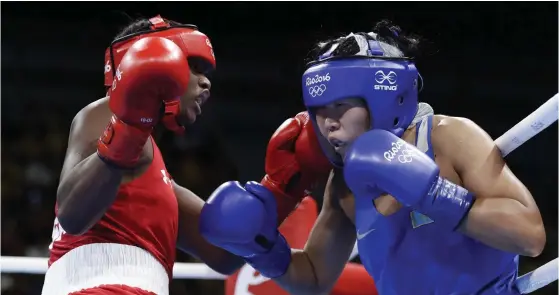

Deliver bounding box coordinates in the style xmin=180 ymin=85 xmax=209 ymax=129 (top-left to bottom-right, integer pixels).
xmin=303 ymin=30 xmax=420 ymax=167
xmin=198 ymin=20 xmax=547 ymax=295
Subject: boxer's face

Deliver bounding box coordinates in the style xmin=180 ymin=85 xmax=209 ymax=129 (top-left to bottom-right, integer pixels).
xmin=314 ymin=98 xmax=369 ymax=158
xmin=179 ymin=58 xmax=213 ymax=124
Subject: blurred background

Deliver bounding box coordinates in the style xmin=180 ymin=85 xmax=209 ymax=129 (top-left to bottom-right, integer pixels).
xmin=1 ymin=1 xmax=557 ymax=294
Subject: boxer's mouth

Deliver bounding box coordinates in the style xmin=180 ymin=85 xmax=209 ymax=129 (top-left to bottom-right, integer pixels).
xmin=194 ymin=90 xmax=210 ymax=114
xmin=329 ymin=139 xmax=346 ymax=151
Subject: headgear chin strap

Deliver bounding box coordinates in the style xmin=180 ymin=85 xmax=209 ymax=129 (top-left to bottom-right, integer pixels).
xmin=103 ymin=15 xmax=216 ymax=134
xmin=302 ymin=32 xmax=421 ymax=167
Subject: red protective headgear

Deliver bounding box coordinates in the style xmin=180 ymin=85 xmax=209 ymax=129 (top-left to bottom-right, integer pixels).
xmin=104 ymin=15 xmax=216 ymax=87
xmin=103 ymin=15 xmax=216 ymax=133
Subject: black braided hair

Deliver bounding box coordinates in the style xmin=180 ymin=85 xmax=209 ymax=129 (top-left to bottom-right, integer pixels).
xmin=307 ymin=19 xmax=425 ymax=63
xmin=372 ymin=20 xmax=422 ymax=58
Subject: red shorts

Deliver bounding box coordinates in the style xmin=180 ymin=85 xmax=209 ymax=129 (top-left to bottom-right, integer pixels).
xmin=69 ymin=285 xmax=156 ymax=295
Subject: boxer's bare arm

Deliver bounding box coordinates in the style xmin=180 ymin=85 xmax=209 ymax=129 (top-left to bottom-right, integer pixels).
xmin=56 ymin=99 xmax=150 ymax=235
xmin=173 ymin=182 xmax=245 ymax=274
xmin=433 ymin=115 xmax=546 ymax=257
xmin=274 ymin=169 xmax=357 ymax=295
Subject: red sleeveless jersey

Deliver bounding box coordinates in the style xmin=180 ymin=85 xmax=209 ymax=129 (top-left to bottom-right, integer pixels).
xmin=46 ymin=138 xmax=178 ymax=295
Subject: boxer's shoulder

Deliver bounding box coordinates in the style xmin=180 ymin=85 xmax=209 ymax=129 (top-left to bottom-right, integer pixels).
xmin=69 ymin=96 xmax=112 ymax=151
xmin=431 ymin=114 xmax=485 ymax=136
xmin=431 ymin=115 xmax=480 ymax=149
xmin=430 ymin=115 xmax=495 ymax=172
xmin=65 ymin=96 xmax=153 ymax=177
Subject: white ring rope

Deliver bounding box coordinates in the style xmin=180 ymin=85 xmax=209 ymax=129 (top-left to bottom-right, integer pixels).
xmin=0 ymin=256 xmax=226 ymax=280
xmin=494 ymin=93 xmax=558 ymax=157
xmin=0 ymin=94 xmax=557 ymax=292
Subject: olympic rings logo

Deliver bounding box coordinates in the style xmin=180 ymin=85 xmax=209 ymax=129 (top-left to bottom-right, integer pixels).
xmin=397 ymin=149 xmax=414 ymax=163
xmin=384 ymin=140 xmax=414 ymax=163
xmin=308 ymin=84 xmax=327 ymax=97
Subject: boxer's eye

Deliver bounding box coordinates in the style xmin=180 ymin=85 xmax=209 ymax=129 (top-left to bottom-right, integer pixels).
xmin=188 ymin=57 xmax=214 ymax=79
xmin=334 ymin=102 xmax=346 ymax=108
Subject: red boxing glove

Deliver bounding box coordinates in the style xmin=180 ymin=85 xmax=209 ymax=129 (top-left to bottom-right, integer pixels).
xmin=97 ymin=37 xmax=190 ymax=168
xmin=261 ymin=111 xmax=333 ymax=224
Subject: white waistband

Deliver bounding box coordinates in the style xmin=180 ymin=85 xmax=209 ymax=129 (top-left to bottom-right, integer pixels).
xmin=42 ymin=243 xmax=169 ymax=295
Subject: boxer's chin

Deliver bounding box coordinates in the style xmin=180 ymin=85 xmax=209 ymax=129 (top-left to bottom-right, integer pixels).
xmin=187 ymin=107 xmax=199 ymax=124
xmin=177 ymin=109 xmax=197 ymax=125
xmin=334 ymin=144 xmax=347 ymax=157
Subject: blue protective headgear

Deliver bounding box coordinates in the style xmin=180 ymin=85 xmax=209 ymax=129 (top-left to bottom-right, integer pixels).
xmin=302 ymin=32 xmax=420 ymax=167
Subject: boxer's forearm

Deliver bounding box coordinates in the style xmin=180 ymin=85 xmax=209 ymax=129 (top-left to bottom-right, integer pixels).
xmin=174 ymin=183 xmax=245 ymax=275
xmin=457 ymin=197 xmax=546 ymax=257
xmin=273 ymin=250 xmax=327 ymax=295
xmin=57 ymin=154 xmax=123 ymax=235
xmin=274 ymin=197 xmax=356 ymax=294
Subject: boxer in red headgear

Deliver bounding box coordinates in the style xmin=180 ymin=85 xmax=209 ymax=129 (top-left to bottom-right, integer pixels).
xmin=41 ymin=15 xmax=244 ymax=295
xmin=225 ymin=112 xmax=377 ymax=295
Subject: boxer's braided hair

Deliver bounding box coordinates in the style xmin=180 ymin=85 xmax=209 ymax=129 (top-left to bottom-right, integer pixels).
xmin=307 ymin=19 xmax=424 ymax=63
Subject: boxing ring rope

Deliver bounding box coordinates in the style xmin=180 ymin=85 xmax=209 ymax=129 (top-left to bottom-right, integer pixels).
xmin=0 ymin=256 xmax=227 ymax=280
xmin=1 ymin=94 xmax=557 ymax=292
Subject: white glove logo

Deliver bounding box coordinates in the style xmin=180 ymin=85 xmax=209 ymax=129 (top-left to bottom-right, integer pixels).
xmin=104 ymin=61 xmax=111 ymax=74
xmin=161 ymin=170 xmax=171 ymax=186
xmin=112 ymin=65 xmax=124 ymax=91
xmin=384 ymin=140 xmax=414 ymax=163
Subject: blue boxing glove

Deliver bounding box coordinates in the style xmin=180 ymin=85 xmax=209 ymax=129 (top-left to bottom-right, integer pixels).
xmin=199 ymin=181 xmax=291 ymax=278
xmin=344 ymin=129 xmax=475 ymax=230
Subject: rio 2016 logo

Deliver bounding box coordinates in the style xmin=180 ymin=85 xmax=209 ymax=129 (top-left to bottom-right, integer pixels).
xmin=306 ymin=73 xmax=331 ymax=86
